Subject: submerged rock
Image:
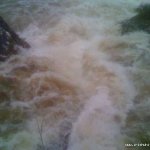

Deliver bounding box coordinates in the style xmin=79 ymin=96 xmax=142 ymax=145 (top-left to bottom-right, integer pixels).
xmin=121 ymin=4 xmax=150 ymax=34
xmin=0 ymin=16 xmax=30 ymax=61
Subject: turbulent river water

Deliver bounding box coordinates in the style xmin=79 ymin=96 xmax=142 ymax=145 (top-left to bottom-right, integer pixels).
xmin=0 ymin=0 xmax=150 ymax=150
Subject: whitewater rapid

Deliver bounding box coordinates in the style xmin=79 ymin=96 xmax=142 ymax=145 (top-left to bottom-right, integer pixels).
xmin=0 ymin=0 xmax=150 ymax=150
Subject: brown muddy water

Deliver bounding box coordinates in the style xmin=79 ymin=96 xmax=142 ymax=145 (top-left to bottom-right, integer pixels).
xmin=0 ymin=0 xmax=150 ymax=150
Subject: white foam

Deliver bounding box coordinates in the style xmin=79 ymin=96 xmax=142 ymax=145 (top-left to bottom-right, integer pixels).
xmin=1 ymin=0 xmax=149 ymax=150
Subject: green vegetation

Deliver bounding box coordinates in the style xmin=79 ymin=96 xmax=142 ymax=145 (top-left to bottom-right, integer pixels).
xmin=125 ymin=107 xmax=150 ymax=150
xmin=125 ymin=128 xmax=150 ymax=150
xmin=121 ymin=4 xmax=150 ymax=34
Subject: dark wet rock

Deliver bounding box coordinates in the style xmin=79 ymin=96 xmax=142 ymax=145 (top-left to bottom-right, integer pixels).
xmin=121 ymin=4 xmax=150 ymax=34
xmin=0 ymin=16 xmax=30 ymax=61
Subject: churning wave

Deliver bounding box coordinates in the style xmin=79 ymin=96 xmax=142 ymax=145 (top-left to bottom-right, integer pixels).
xmin=0 ymin=0 xmax=150 ymax=150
